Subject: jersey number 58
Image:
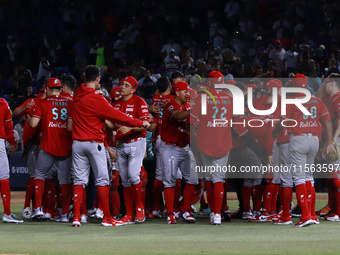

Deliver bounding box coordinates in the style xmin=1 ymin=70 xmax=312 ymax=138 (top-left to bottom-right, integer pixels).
xmin=52 ymin=107 xmax=68 ymax=121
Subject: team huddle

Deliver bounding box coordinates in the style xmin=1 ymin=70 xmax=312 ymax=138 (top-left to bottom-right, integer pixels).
xmin=1 ymin=65 xmax=340 ymax=228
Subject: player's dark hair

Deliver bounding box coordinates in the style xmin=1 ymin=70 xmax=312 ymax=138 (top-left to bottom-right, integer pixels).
xmin=171 ymin=71 xmax=184 ymax=81
xmin=329 ymin=73 xmax=340 ymax=89
xmin=85 ymin=65 xmax=100 ymax=82
xmin=234 ymin=82 xmax=246 ymax=92
xmin=157 ymin=77 xmax=170 ymax=93
xmin=60 ymin=74 xmax=76 ymax=91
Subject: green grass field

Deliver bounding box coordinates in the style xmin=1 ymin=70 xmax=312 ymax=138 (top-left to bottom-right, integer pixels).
xmin=1 ymin=196 xmax=340 ymax=255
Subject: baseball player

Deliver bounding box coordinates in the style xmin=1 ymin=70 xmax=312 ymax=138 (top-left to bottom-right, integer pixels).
xmin=27 ymin=78 xmax=73 ymax=222
xmin=320 ymin=73 xmax=340 ymax=221
xmin=150 ymin=77 xmax=175 ymax=217
xmin=60 ymin=74 xmax=76 ymax=100
xmin=111 ymin=76 xmax=149 ymax=224
xmin=0 ymin=98 xmax=24 ymax=223
xmin=273 ymin=74 xmax=334 ymax=227
xmin=161 ymin=81 xmax=198 ymax=224
xmin=190 ymin=71 xmax=233 ymax=225
xmin=70 ymin=65 xmax=149 ymax=227
xmin=13 ymin=88 xmax=46 ymax=219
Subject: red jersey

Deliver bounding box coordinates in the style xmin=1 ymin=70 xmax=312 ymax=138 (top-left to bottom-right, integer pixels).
xmin=60 ymin=92 xmax=74 ymax=101
xmin=190 ymin=91 xmax=233 ymax=157
xmin=162 ymin=99 xmax=190 ymax=147
xmin=152 ymin=93 xmax=174 ymax=134
xmin=0 ymin=99 xmax=15 ymax=145
xmin=32 ymin=95 xmax=72 ymax=157
xmin=16 ymin=96 xmax=43 ymax=146
xmin=281 ymin=94 xmax=330 ymax=135
xmin=112 ymin=95 xmax=149 ymax=143
xmin=71 ymin=84 xmax=143 ymax=143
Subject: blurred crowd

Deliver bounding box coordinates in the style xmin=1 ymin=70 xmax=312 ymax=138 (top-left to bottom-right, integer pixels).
xmin=2 ymin=0 xmax=340 ymax=110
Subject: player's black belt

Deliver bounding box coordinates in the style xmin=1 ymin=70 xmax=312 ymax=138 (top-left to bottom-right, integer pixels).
xmin=165 ymin=142 xmax=186 ymax=148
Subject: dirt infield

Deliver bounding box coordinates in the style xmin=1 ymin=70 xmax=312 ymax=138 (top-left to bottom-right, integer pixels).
xmin=10 ymin=191 xmax=329 ymax=205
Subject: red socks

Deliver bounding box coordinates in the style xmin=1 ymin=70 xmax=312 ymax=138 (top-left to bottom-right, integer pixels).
xmin=271 ymin=184 xmax=280 ymax=212
xmin=282 ymin=187 xmax=292 ymax=218
xmin=263 ymin=182 xmax=274 ymax=212
xmin=295 ymin=184 xmax=310 ymax=220
xmin=80 ymin=188 xmax=87 ymax=216
xmin=123 ymin=186 xmax=134 ymax=217
xmin=214 ymin=182 xmax=224 ymax=214
xmin=152 ymin=179 xmax=163 ymax=211
xmin=34 ymin=179 xmax=45 ymax=209
xmin=164 ymin=187 xmax=175 ymax=214
xmin=252 ymin=185 xmax=263 ymax=212
xmin=0 ymin=179 xmax=11 ymax=215
xmin=182 ymin=184 xmax=196 ymax=212
xmin=96 ymin=186 xmax=111 ymax=219
xmin=73 ymin=185 xmax=84 ymax=219
xmin=132 ymin=181 xmax=143 ymax=210
xmin=242 ymin=186 xmax=252 ymax=213
xmin=60 ymin=184 xmax=72 ymax=215
xmin=205 ymin=181 xmax=215 ymax=213
xmin=174 ymin=179 xmax=182 ymax=212
xmin=221 ymin=180 xmax=228 ymax=211
xmin=24 ymin=177 xmax=35 ymax=208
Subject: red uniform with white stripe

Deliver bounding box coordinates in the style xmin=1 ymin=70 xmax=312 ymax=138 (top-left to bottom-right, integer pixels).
xmin=32 ymin=95 xmax=72 ymax=157
xmin=190 ymin=91 xmax=233 ymax=157
xmin=281 ymin=94 xmax=330 ymax=134
xmin=152 ymin=94 xmax=174 ymax=135
xmin=161 ymin=99 xmax=190 ymax=146
xmin=112 ymin=95 xmax=149 ymax=142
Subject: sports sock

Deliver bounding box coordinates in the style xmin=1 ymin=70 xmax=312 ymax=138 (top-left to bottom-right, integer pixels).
xmin=252 ymin=185 xmax=263 ymax=212
xmin=214 ymin=182 xmax=224 ymax=214
xmin=295 ymin=183 xmax=310 ymax=220
xmin=332 ymin=177 xmax=340 ymax=216
xmin=96 ymin=185 xmax=111 ymax=219
xmin=164 ymin=187 xmax=175 ymax=214
xmin=72 ymin=185 xmax=84 ymax=219
xmin=80 ymin=188 xmax=87 ymax=216
xmin=174 ymin=179 xmax=181 ymax=212
xmin=34 ymin=179 xmax=45 ymax=209
xmin=242 ymin=186 xmax=252 ymax=213
xmin=221 ymin=180 xmax=229 ymax=211
xmin=271 ymin=184 xmax=280 ymax=212
xmin=132 ymin=181 xmax=143 ymax=209
xmin=24 ymin=177 xmax=35 ymax=208
xmin=263 ymin=182 xmax=274 ymax=212
xmin=123 ymin=186 xmax=134 ymax=217
xmin=43 ymin=179 xmax=56 ymax=214
xmin=205 ymin=181 xmax=215 ymax=213
xmin=182 ymin=184 xmax=196 ymax=212
xmin=152 ymin=179 xmax=163 ymax=211
xmin=282 ymin=187 xmax=292 ymax=218
xmin=60 ymin=184 xmax=72 ymax=215
xmin=0 ymin=179 xmax=11 ymax=215
xmin=305 ymin=181 xmax=312 ymax=216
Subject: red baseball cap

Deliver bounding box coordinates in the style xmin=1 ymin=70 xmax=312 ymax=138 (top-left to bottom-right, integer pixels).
xmin=174 ymin=81 xmax=190 ymax=92
xmin=272 ymin=79 xmax=283 ymax=88
xmin=226 ymin=80 xmax=236 ymax=85
xmin=120 ymin=76 xmax=138 ymax=90
xmin=246 ymin=84 xmax=257 ymax=90
xmin=46 ymin=78 xmax=61 ymax=88
xmin=293 ymin=74 xmax=308 ymax=88
xmin=110 ymin=87 xmax=120 ymax=98
xmin=208 ymin=71 xmax=224 ymax=84
xmin=274 ymin=40 xmax=281 ymax=45
xmin=264 ymin=79 xmax=280 ymax=89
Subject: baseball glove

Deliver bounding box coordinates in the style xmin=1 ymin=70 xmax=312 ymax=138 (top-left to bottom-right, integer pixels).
xmin=327 ymin=141 xmax=340 ymax=162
